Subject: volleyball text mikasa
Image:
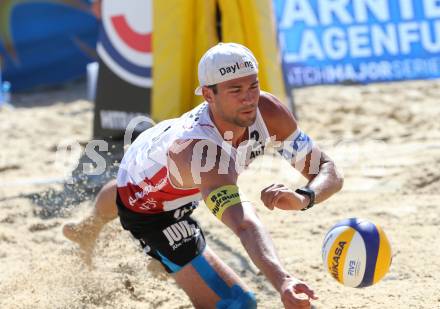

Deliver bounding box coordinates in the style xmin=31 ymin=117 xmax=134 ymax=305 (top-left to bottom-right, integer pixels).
xmin=321 ymin=218 xmax=392 ymax=288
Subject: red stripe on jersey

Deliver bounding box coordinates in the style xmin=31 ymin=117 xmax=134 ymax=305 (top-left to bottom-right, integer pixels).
xmin=117 ymin=166 xmax=199 ymax=214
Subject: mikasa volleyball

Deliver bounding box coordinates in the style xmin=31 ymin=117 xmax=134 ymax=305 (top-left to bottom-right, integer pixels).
xmin=322 ymin=218 xmax=392 ymax=288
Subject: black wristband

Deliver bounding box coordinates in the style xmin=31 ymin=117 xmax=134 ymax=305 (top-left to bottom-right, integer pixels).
xmin=295 ymin=187 xmax=315 ymax=211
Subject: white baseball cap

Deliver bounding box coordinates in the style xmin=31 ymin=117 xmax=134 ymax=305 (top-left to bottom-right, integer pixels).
xmin=194 ymin=42 xmax=259 ymax=95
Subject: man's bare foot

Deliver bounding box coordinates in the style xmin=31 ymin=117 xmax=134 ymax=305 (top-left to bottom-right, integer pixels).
xmin=63 ymin=219 xmax=103 ymax=266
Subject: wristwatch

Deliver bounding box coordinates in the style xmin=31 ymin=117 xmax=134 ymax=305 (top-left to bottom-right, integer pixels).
xmin=295 ymin=187 xmax=315 ymax=211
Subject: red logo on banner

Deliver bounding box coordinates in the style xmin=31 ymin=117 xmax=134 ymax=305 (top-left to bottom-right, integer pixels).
xmin=98 ymin=0 xmax=153 ymax=87
xmin=110 ymin=15 xmax=152 ymax=53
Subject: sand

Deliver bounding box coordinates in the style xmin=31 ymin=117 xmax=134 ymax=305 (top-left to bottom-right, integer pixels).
xmin=0 ymin=79 xmax=439 ymax=308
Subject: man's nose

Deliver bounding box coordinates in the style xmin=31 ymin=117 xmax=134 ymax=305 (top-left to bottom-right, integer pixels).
xmin=241 ymin=90 xmax=254 ymax=104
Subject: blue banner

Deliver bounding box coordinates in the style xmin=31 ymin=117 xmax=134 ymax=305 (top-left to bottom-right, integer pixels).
xmin=0 ymin=1 xmax=98 ymax=91
xmin=274 ymin=0 xmax=440 ymax=87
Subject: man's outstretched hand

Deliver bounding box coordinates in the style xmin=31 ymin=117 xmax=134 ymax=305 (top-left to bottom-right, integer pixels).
xmin=280 ymin=277 xmax=318 ymax=309
xmin=261 ymin=184 xmax=309 ymax=211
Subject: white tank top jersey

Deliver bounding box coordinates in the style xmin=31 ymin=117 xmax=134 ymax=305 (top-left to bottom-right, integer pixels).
xmin=117 ymin=102 xmax=271 ymax=215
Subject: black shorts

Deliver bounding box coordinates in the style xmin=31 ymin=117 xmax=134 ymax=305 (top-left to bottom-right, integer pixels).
xmin=116 ymin=192 xmax=206 ymax=273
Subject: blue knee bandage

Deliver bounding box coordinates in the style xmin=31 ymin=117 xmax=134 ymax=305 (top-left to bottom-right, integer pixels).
xmin=191 ymin=254 xmax=257 ymax=309
xmin=216 ymin=285 xmax=257 ymax=309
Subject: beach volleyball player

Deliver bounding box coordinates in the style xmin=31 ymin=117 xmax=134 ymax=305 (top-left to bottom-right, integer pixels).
xmin=63 ymin=43 xmax=343 ymax=308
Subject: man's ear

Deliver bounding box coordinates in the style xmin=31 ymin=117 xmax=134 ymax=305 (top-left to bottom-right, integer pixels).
xmin=202 ymin=86 xmax=214 ymax=103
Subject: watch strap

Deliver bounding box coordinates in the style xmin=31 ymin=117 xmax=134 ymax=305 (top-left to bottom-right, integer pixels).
xmin=295 ymin=187 xmax=315 ymax=211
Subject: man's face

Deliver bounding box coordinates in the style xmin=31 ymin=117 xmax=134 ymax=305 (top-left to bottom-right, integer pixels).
xmin=206 ymin=74 xmax=260 ymax=128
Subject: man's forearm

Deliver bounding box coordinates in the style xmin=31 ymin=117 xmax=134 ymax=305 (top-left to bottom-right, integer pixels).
xmin=236 ymin=219 xmax=290 ymax=292
xmin=307 ymin=160 xmax=343 ymax=203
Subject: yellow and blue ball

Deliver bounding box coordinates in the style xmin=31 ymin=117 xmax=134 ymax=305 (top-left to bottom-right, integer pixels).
xmin=321 ymin=218 xmax=392 ymax=288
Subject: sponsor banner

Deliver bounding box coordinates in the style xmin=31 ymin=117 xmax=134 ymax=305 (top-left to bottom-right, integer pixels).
xmin=93 ymin=59 xmax=151 ymax=140
xmin=0 ymin=1 xmax=98 ymax=91
xmin=274 ymin=0 xmax=440 ymax=87
xmin=97 ymin=0 xmax=152 ymax=88
xmin=93 ymin=0 xmax=153 ymax=140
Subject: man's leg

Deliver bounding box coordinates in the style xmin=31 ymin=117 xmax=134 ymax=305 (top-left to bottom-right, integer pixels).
xmin=63 ymin=179 xmax=118 ymax=264
xmin=173 ymin=246 xmax=257 ymax=309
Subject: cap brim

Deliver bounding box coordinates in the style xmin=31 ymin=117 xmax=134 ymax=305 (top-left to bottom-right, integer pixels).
xmin=194 ymin=86 xmax=203 ymax=95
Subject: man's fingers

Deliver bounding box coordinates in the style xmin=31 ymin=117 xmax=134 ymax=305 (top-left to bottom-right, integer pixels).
xmin=262 ymin=195 xmax=275 ymax=210
xmin=260 ymin=190 xmax=272 ymax=209
xmin=268 ymin=187 xmax=290 ymax=208
xmin=268 ymin=190 xmax=284 ymax=208
xmin=281 ymin=280 xmax=318 ymax=309
xmin=283 ymin=292 xmax=311 ymax=309
xmin=261 ymin=184 xmax=285 ymax=209
xmin=272 ymin=188 xmax=297 ymax=209
xmin=272 ymin=191 xmax=288 ymax=208
xmin=261 ymin=183 xmax=278 ymax=193
xmin=262 ymin=184 xmax=284 ymax=192
xmin=261 ymin=184 xmax=301 ymax=210
xmin=294 ymin=284 xmax=318 ymax=300
xmin=260 ymin=184 xmax=276 ymax=206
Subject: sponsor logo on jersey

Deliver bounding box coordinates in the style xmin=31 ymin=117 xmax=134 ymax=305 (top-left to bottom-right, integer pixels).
xmin=173 ymin=203 xmax=197 ymax=220
xmin=291 ymin=131 xmax=311 ymax=153
xmin=128 ymin=177 xmax=167 ymax=209
xmin=162 ymin=220 xmax=200 ymax=250
xmin=139 ymin=198 xmax=157 ymax=211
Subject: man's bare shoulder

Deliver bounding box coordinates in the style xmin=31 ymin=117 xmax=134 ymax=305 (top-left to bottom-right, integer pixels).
xmin=258 ymin=91 xmax=298 ymax=141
